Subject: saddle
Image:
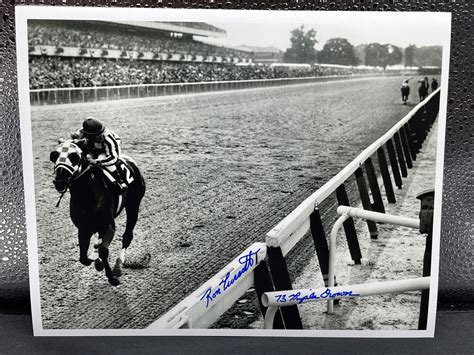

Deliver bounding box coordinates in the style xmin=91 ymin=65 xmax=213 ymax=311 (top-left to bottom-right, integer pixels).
xmin=97 ymin=158 xmax=135 ymax=192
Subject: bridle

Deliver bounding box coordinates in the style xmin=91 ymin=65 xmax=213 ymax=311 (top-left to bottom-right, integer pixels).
xmin=53 ymin=158 xmax=92 ymax=207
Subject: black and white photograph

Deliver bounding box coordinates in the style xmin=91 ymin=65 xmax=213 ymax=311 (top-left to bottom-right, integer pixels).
xmin=16 ymin=8 xmax=450 ymax=336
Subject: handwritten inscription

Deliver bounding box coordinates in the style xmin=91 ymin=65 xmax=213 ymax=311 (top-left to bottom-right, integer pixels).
xmin=275 ymin=288 xmax=360 ymax=304
xmin=200 ymin=248 xmax=261 ymax=308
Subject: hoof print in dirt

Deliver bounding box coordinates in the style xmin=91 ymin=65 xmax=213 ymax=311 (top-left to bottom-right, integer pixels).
xmin=178 ymin=241 xmax=192 ymax=248
xmin=123 ymin=253 xmax=151 ymax=269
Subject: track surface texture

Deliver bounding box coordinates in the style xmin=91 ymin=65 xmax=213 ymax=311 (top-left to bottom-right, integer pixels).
xmin=32 ymin=76 xmax=420 ymax=329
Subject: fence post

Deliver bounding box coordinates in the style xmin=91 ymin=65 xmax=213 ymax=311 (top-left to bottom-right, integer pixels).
xmin=403 ymin=124 xmax=417 ymax=161
xmin=394 ymin=132 xmax=408 ymax=178
xmin=310 ymin=209 xmax=340 ymax=306
xmin=335 ymin=184 xmax=362 ymax=264
xmin=399 ymin=128 xmax=413 ymax=168
xmin=354 ymin=168 xmax=379 ymax=239
xmin=418 ymin=231 xmax=432 ymax=330
xmin=364 ymin=158 xmax=385 ymax=213
xmin=417 ymin=190 xmax=434 ymax=330
xmin=266 ymin=247 xmax=303 ymax=329
xmin=254 ymin=260 xmax=285 ymax=329
xmin=377 ymin=147 xmax=396 ymax=203
xmin=386 ymin=139 xmax=403 ymax=189
xmin=310 ymin=209 xmax=331 ymax=285
xmin=419 ymin=111 xmax=429 ymax=143
xmin=410 ymin=114 xmax=423 ymax=152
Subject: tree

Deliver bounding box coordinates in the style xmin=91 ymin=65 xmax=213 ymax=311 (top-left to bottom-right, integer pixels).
xmin=283 ymin=25 xmax=318 ymax=63
xmin=364 ymin=43 xmax=403 ymax=69
xmin=354 ymin=44 xmax=368 ymax=66
xmin=414 ymin=46 xmax=442 ymax=67
xmin=404 ymin=44 xmax=416 ymax=68
xmin=318 ymin=38 xmax=358 ymax=66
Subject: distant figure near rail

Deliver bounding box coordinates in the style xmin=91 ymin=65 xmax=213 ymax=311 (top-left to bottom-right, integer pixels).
xmin=401 ymin=78 xmax=411 ymax=105
xmin=418 ymin=77 xmax=429 ymax=102
xmin=431 ymin=78 xmax=439 ymax=93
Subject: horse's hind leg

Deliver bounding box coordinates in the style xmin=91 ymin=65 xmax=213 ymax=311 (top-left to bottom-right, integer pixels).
xmin=123 ymin=201 xmax=141 ymax=249
xmin=98 ymin=222 xmax=120 ymax=286
xmin=114 ymin=198 xmax=142 ymax=277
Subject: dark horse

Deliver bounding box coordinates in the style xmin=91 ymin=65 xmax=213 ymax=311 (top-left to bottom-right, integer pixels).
xmin=418 ymin=78 xmax=429 ymax=102
xmin=401 ymin=80 xmax=410 ymax=105
xmin=50 ymin=140 xmax=146 ymax=286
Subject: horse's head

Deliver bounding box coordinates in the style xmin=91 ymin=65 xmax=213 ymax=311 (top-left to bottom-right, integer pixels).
xmin=49 ymin=140 xmax=84 ymax=193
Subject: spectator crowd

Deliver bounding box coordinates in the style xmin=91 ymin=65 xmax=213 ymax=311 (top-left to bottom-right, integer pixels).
xmin=28 ymin=20 xmax=248 ymax=60
xmin=29 ymin=57 xmax=352 ymax=89
xmin=28 ymin=20 xmax=363 ymax=90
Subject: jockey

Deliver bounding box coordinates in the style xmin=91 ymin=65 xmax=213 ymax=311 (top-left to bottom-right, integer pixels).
xmin=70 ymin=117 xmax=127 ymax=190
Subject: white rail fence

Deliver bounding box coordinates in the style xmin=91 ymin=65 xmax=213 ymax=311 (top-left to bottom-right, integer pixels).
xmin=148 ymin=88 xmax=440 ymax=330
xmin=30 ymin=74 xmax=374 ymax=105
xmin=260 ymin=88 xmax=439 ymax=329
xmin=148 ymin=243 xmax=266 ymax=330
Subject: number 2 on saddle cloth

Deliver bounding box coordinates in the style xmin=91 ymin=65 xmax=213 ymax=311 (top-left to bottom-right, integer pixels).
xmin=98 ymin=158 xmax=135 ymax=190
xmin=117 ymin=160 xmax=135 ymax=185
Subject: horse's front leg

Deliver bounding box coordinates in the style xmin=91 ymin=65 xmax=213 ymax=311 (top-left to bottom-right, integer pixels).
xmin=78 ymin=229 xmax=94 ymax=266
xmin=98 ymin=222 xmax=119 ymax=286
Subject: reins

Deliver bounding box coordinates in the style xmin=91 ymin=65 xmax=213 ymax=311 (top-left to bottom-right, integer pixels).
xmin=55 ymin=187 xmax=68 ymax=207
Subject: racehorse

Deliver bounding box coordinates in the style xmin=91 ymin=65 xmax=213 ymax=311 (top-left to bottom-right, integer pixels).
xmin=418 ymin=78 xmax=429 ymax=102
xmin=431 ymin=78 xmax=439 ymax=93
xmin=401 ymin=82 xmax=410 ymax=105
xmin=50 ymin=140 xmax=146 ymax=286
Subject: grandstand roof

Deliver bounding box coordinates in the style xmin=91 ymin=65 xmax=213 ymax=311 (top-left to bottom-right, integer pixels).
xmin=233 ymin=45 xmax=282 ymax=54
xmin=105 ymin=21 xmax=227 ymax=38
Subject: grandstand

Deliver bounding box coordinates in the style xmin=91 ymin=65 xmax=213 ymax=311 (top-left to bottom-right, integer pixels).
xmin=28 ymin=20 xmax=249 ymax=59
xmin=27 ymin=20 xmax=376 ymax=90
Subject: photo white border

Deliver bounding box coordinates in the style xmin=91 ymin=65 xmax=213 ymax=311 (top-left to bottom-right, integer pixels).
xmin=15 ymin=6 xmax=451 ymax=337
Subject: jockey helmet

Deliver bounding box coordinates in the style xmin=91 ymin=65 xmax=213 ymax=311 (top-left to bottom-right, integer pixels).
xmin=83 ymin=117 xmax=105 ymax=136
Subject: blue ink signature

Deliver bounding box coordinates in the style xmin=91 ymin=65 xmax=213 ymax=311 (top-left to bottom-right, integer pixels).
xmin=275 ymin=288 xmax=360 ymax=304
xmin=200 ymin=248 xmax=261 ymax=308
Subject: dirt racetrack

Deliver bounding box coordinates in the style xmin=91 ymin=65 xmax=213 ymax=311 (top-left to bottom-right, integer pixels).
xmin=31 ymin=76 xmax=421 ymax=329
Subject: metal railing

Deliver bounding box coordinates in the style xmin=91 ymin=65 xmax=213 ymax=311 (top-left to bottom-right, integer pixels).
xmin=261 ymin=206 xmax=429 ymax=329
xmin=327 ymin=206 xmax=420 ymax=313
xmin=262 ymin=277 xmax=430 ymax=329
xmin=30 ymin=74 xmax=363 ymax=106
